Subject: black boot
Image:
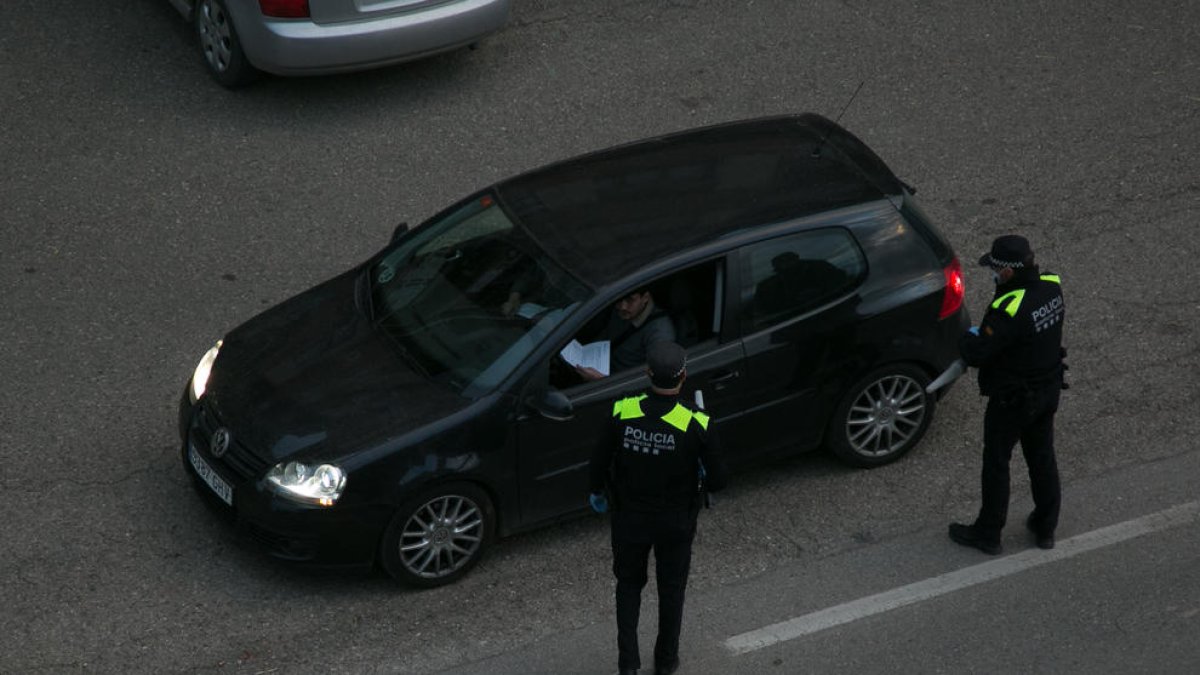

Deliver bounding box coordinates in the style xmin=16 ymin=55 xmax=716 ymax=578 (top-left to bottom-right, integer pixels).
xmin=653 ymin=659 xmax=679 ymax=675
xmin=948 ymin=522 xmax=1002 ymax=555
xmin=1026 ymin=514 xmax=1055 ymax=550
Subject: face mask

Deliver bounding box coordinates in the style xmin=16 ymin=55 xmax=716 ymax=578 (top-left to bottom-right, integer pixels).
xmin=991 ymin=269 xmax=1002 ymax=285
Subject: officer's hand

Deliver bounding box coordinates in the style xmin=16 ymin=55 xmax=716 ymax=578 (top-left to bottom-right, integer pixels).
xmin=967 ymin=326 xmax=980 ymax=336
xmin=589 ymin=492 xmax=608 ymax=514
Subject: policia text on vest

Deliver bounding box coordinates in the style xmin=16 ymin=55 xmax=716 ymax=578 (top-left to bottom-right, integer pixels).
xmin=618 ymin=395 xmax=704 ymax=455
xmin=596 ymin=393 xmax=725 ymax=512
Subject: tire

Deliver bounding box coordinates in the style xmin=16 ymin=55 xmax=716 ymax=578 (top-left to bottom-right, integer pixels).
xmin=194 ymin=0 xmax=258 ymax=87
xmin=827 ymin=364 xmax=935 ymax=468
xmin=379 ymin=482 xmax=495 ymax=588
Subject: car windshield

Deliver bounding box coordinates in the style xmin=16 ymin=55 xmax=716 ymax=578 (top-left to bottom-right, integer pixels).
xmin=370 ymin=194 xmax=591 ymax=397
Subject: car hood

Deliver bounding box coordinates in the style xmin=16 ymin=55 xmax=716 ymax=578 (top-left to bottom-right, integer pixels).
xmin=205 ymin=268 xmax=471 ymax=465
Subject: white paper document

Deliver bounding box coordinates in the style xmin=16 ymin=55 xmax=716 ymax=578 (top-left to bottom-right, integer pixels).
xmin=515 ymin=302 xmax=548 ymax=319
xmin=559 ymin=339 xmax=611 ymax=375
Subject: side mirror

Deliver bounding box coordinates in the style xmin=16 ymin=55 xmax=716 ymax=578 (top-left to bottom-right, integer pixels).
xmin=391 ymin=222 xmax=409 ymax=242
xmin=528 ymin=389 xmax=573 ymax=421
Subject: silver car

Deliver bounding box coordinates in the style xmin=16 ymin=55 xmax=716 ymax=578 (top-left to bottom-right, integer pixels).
xmin=168 ymin=0 xmax=510 ymax=87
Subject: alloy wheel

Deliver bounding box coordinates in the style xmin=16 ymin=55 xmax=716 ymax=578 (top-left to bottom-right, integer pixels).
xmin=844 ymin=373 xmax=927 ymax=458
xmin=398 ymin=494 xmax=485 ymax=580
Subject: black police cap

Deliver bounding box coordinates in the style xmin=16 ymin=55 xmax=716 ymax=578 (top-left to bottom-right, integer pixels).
xmin=979 ymin=234 xmax=1033 ymax=269
xmin=647 ymin=341 xmax=687 ymax=388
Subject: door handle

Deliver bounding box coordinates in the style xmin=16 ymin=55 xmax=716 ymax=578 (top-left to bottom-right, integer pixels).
xmin=709 ymin=370 xmax=740 ymax=388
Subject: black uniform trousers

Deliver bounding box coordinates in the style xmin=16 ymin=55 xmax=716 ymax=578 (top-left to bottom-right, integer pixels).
xmin=975 ymin=382 xmax=1062 ymax=541
xmin=611 ymin=507 xmax=697 ymax=671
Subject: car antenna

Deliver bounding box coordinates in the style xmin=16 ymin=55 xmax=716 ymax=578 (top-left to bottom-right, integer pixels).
xmin=811 ymin=80 xmax=866 ymax=158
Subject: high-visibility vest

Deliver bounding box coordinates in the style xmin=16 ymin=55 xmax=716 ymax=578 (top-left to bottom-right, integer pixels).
xmin=991 ymin=274 xmax=1061 ymax=317
xmin=612 ymin=394 xmax=710 ymax=432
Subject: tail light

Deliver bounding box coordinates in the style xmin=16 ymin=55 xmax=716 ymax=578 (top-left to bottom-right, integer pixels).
xmin=939 ymin=257 xmax=964 ymax=319
xmin=259 ymin=0 xmax=310 ymax=18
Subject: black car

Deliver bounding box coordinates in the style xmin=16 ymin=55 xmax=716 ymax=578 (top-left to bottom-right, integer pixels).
xmin=179 ymin=114 xmax=969 ymax=586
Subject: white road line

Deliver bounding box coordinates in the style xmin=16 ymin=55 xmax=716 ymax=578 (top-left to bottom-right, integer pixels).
xmin=725 ymin=500 xmax=1200 ymax=656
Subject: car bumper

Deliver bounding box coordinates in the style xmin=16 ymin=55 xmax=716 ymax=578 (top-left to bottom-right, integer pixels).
xmin=931 ymin=305 xmax=972 ymax=396
xmin=179 ymin=392 xmax=389 ymax=569
xmin=229 ymin=0 xmax=510 ymax=76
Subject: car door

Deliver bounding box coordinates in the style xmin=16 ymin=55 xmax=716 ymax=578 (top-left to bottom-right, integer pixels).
xmin=727 ymin=227 xmax=867 ymax=455
xmin=513 ymin=258 xmax=749 ymax=527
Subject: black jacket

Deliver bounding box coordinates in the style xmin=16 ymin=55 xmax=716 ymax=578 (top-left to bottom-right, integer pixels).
xmin=604 ymin=308 xmax=677 ymax=372
xmin=960 ymin=267 xmax=1065 ymax=397
xmin=589 ymin=391 xmax=729 ymax=513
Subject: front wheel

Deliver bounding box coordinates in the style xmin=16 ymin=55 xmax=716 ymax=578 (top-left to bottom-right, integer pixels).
xmin=827 ymin=364 xmax=934 ymax=468
xmin=195 ymin=0 xmax=258 ymax=87
xmin=379 ymin=483 xmax=495 ymax=587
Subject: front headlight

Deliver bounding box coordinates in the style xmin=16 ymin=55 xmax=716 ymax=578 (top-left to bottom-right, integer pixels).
xmin=189 ymin=340 xmax=223 ymax=404
xmin=265 ymin=461 xmax=347 ymax=507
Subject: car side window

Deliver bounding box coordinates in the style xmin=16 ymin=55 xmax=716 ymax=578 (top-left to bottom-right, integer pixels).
xmin=741 ymin=228 xmax=865 ymax=331
xmin=543 ymin=260 xmax=723 ymax=392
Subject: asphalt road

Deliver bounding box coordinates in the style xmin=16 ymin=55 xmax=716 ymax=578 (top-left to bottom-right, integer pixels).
xmin=2 ymin=1 xmax=1198 ymax=673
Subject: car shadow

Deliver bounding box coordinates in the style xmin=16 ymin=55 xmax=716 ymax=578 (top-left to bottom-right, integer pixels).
xmin=168 ymin=444 xmax=862 ymax=598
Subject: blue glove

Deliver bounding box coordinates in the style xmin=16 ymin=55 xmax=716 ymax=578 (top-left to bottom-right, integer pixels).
xmin=967 ymin=326 xmax=980 ymax=336
xmin=589 ymin=493 xmax=608 ymax=514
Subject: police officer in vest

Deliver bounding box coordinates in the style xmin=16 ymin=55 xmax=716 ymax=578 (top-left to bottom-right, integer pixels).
xmin=950 ymin=234 xmax=1067 ymax=555
xmin=589 ymin=341 xmax=729 ymax=675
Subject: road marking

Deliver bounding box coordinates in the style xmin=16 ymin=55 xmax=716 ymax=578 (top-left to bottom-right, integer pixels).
xmin=725 ymin=500 xmax=1200 ymax=655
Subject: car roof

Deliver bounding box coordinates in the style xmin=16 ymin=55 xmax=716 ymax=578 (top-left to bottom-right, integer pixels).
xmin=495 ymin=113 xmax=904 ymax=289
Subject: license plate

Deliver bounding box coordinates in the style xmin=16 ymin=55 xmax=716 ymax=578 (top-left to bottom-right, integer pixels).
xmin=189 ymin=444 xmax=234 ymax=506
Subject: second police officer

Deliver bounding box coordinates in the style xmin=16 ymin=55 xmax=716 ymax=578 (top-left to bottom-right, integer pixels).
xmin=950 ymin=234 xmax=1068 ymax=555
xmin=589 ymin=341 xmax=729 ymax=675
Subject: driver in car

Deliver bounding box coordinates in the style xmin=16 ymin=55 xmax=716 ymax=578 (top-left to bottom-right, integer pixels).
xmin=576 ymin=287 xmax=676 ymax=381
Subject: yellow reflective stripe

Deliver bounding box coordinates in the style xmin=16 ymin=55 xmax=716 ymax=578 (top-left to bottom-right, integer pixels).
xmin=619 ymin=400 xmax=645 ymax=420
xmin=661 ymin=403 xmax=693 ymax=432
xmin=613 ymin=394 xmax=648 ymax=419
xmin=616 ymin=396 xmax=706 ymax=431
xmin=991 ymin=289 xmax=1026 ymax=317
xmin=1041 ymin=274 xmax=1061 ymax=284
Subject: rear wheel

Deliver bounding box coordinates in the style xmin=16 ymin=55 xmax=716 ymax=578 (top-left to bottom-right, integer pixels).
xmin=195 ymin=0 xmax=258 ymax=87
xmin=379 ymin=483 xmax=495 ymax=587
xmin=828 ymin=364 xmax=934 ymax=467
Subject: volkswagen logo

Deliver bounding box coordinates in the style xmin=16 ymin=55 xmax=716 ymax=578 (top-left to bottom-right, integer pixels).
xmin=210 ymin=427 xmax=231 ymax=459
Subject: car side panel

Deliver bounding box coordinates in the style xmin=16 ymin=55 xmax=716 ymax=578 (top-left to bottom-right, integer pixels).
xmin=848 ymin=207 xmax=966 ymax=374
xmin=734 ymin=295 xmax=862 ymax=456
xmin=720 ymin=224 xmax=870 ymax=457
xmin=367 ymin=399 xmax=520 ymax=525
xmin=721 ymin=204 xmax=965 ymax=459
xmin=513 ymin=369 xmax=642 ymax=528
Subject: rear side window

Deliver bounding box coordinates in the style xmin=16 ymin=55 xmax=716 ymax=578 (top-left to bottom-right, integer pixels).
xmin=740 ymin=228 xmax=866 ymax=331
